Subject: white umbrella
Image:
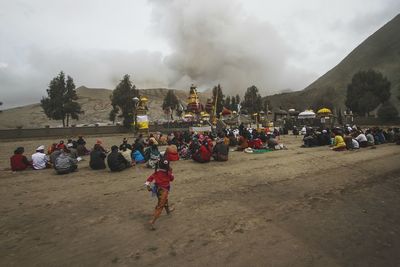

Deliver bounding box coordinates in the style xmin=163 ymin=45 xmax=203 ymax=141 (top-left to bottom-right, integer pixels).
xmin=298 ymin=110 xmax=316 ymax=119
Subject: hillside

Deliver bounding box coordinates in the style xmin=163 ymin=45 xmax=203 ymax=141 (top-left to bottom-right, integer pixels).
xmin=0 ymin=86 xmax=211 ymax=129
xmin=267 ymin=14 xmax=400 ymax=112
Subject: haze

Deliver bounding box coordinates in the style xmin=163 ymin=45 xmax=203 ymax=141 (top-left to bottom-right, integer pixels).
xmin=0 ymin=0 xmax=399 ymax=108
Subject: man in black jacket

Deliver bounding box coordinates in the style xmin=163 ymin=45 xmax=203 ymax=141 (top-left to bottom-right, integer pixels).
xmin=107 ymin=145 xmax=129 ymax=172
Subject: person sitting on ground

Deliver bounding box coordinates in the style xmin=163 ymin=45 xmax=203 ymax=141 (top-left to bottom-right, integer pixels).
xmin=158 ymin=134 xmax=168 ymax=145
xmin=355 ymin=131 xmax=368 ymax=148
xmin=47 ymin=143 xmax=58 ymax=155
xmin=351 ymin=138 xmax=360 ymax=149
xmin=267 ymin=136 xmax=279 ymax=149
xmin=10 ymin=147 xmax=31 ymax=171
xmin=213 ymin=137 xmax=229 ymax=161
xmin=107 ymin=145 xmax=130 ymax=172
xmin=50 ymin=146 xmax=63 ymax=164
xmin=66 ymin=143 xmax=78 ymax=159
xmin=57 ymin=140 xmax=66 ymax=150
xmin=32 ymin=145 xmax=50 ymax=170
xmin=119 ymin=138 xmax=132 ymax=151
xmin=365 ymin=130 xmax=375 ymax=146
xmin=120 ymin=146 xmax=134 ymax=166
xmin=133 ymin=138 xmax=145 ymax=158
xmin=89 ymin=144 xmax=107 ymax=170
xmin=96 ymin=139 xmax=108 ymax=153
xmin=54 ymin=148 xmax=78 ymax=175
xmin=165 ymin=141 xmax=179 ymax=161
xmin=228 ymin=132 xmax=238 ymax=147
xmin=330 ymin=132 xmax=347 ymax=151
xmin=192 ymin=137 xmax=212 ymax=163
xmin=76 ymin=135 xmax=90 ymax=156
xmin=302 ymin=128 xmax=317 ymax=147
xmin=144 ymin=138 xmax=161 ymax=168
xmin=393 ymin=128 xmax=400 ymax=145
xmin=237 ymin=133 xmax=249 ymax=151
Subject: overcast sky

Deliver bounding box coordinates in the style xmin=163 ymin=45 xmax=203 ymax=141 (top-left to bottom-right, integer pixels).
xmin=0 ymin=0 xmax=399 ymax=108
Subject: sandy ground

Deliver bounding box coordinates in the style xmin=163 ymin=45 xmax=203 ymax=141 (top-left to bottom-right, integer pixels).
xmin=0 ymin=134 xmax=400 ymax=267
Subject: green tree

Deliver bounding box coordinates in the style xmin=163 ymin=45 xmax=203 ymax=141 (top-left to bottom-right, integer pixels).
xmin=378 ymin=101 xmax=399 ymax=121
xmin=212 ymin=84 xmax=224 ymax=117
xmin=109 ymin=74 xmax=139 ymax=128
xmin=230 ymin=96 xmax=237 ymax=111
xmin=241 ymin=85 xmax=262 ymax=115
xmin=235 ymin=94 xmax=241 ymax=109
xmin=337 ymin=107 xmax=343 ymax=125
xmin=41 ymin=71 xmax=82 ymax=127
xmin=162 ymin=90 xmax=180 ymax=120
xmin=345 ymin=69 xmax=391 ymax=116
xmin=224 ymin=96 xmax=231 ymax=109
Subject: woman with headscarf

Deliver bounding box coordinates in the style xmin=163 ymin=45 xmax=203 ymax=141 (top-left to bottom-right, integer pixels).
xmin=10 ymin=147 xmax=31 ymax=171
xmin=144 ymin=138 xmax=161 ymax=169
xmin=192 ymin=136 xmax=212 ymax=163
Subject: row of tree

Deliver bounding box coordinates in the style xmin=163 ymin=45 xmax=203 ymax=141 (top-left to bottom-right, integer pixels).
xmin=40 ymin=69 xmax=399 ymax=127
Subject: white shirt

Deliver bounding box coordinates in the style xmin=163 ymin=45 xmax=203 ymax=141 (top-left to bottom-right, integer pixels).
xmin=32 ymin=152 xmax=49 ymax=170
xmin=352 ymin=139 xmax=360 ymax=149
xmin=356 ymin=133 xmax=367 ymax=143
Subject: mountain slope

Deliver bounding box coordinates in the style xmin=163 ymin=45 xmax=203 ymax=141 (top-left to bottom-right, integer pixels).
xmin=0 ymin=86 xmax=211 ymax=129
xmin=267 ymin=14 xmax=400 ymax=112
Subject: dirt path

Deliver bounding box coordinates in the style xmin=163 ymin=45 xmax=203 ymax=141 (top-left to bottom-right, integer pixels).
xmin=1 ymin=135 xmax=399 ymax=266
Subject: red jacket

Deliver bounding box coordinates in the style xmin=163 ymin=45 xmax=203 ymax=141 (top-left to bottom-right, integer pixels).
xmin=10 ymin=154 xmax=30 ymax=171
xmin=147 ymin=169 xmax=174 ymax=190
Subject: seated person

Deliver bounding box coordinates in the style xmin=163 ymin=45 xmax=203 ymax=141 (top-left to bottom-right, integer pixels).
xmin=354 ymin=132 xmax=368 ymax=148
xmin=90 ymin=144 xmax=107 ymax=170
xmin=164 ymin=142 xmax=179 ymax=161
xmin=267 ymin=137 xmax=279 ymax=149
xmin=213 ymin=138 xmax=229 ymax=161
xmin=50 ymin=146 xmax=63 ymax=164
xmin=54 ymin=148 xmax=78 ymax=174
xmin=331 ymin=133 xmax=347 ymax=151
xmin=351 ymin=138 xmax=360 ymax=149
xmin=107 ymin=145 xmax=130 ymax=172
xmin=32 ymin=145 xmax=50 ymax=170
xmin=119 ymin=138 xmax=132 ymax=151
xmin=192 ymin=140 xmax=212 ymax=163
xmin=76 ymin=136 xmax=90 ymax=156
xmin=10 ymin=147 xmax=31 ymax=171
xmin=120 ymin=146 xmax=134 ymax=166
xmin=237 ymin=135 xmax=249 ymax=151
xmin=66 ymin=143 xmax=78 ymax=159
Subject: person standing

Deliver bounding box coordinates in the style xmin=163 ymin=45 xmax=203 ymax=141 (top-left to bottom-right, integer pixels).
xmin=145 ymin=159 xmax=175 ymax=229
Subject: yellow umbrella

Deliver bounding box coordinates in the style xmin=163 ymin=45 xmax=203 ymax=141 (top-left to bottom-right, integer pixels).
xmin=317 ymin=108 xmax=332 ymax=114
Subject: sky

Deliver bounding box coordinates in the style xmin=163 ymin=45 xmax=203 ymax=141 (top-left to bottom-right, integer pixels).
xmin=0 ymin=0 xmax=399 ymax=109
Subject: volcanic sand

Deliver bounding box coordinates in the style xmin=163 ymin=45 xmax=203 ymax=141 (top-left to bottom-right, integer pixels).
xmin=0 ymin=135 xmax=400 ymax=266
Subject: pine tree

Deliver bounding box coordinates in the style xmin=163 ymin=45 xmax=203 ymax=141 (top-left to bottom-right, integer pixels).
xmin=241 ymin=85 xmax=262 ymax=115
xmin=212 ymin=84 xmax=224 ymax=117
xmin=162 ymin=90 xmax=180 ymax=120
xmin=41 ymin=71 xmax=83 ymax=127
xmin=109 ymin=74 xmax=139 ymax=128
xmin=224 ymin=96 xmax=231 ymax=109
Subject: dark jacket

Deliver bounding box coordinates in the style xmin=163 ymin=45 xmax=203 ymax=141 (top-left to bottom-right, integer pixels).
xmin=107 ymin=151 xmax=129 ymax=172
xmin=90 ymin=150 xmax=107 ymax=170
xmin=213 ymin=142 xmax=229 ymax=161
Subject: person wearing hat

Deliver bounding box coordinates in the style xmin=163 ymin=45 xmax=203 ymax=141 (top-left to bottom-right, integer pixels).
xmin=54 ymin=148 xmax=78 ymax=175
xmin=66 ymin=143 xmax=78 ymax=159
xmin=10 ymin=147 xmax=31 ymax=171
xmin=32 ymin=145 xmax=50 ymax=170
xmin=145 ymin=158 xmax=175 ymax=229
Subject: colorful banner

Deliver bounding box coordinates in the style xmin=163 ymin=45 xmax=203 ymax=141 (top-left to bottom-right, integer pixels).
xmin=136 ymin=115 xmax=149 ymax=129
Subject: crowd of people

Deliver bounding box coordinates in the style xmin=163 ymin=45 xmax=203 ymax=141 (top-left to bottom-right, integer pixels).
xmin=9 ymin=124 xmax=399 ymax=173
xmin=300 ymin=125 xmax=400 ymax=151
